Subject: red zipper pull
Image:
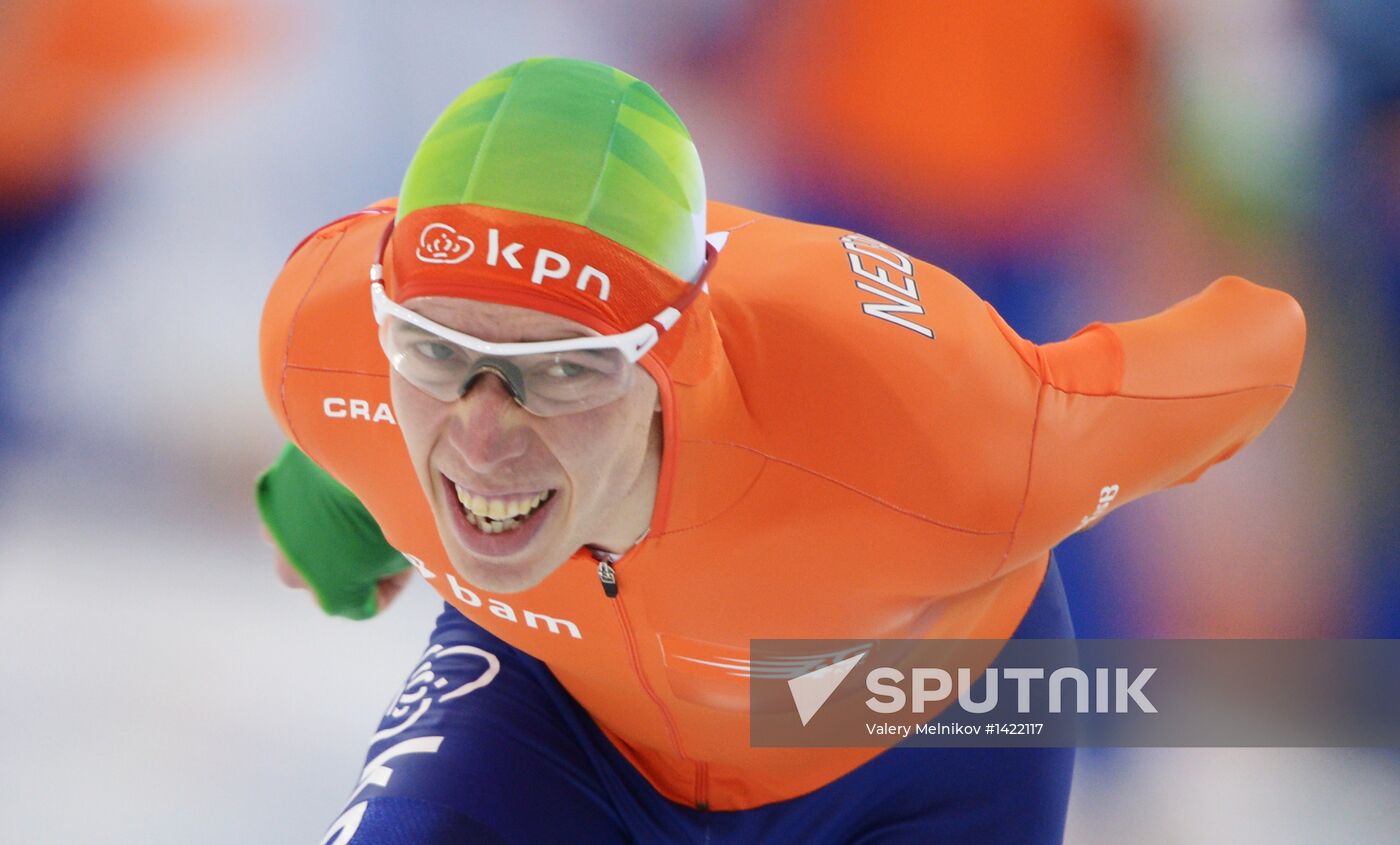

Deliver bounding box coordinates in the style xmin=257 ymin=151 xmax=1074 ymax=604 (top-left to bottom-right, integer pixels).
xmin=590 ymin=547 xmax=619 ymax=598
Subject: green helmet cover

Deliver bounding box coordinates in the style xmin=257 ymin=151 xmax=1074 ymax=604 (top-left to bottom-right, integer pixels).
xmin=399 ymin=57 xmax=707 ymax=280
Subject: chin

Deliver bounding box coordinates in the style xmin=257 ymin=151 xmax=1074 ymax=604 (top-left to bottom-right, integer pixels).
xmin=437 ymin=521 xmax=568 ymax=595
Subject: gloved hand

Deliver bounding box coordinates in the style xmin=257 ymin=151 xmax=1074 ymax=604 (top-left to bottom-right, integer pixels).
xmin=256 ymin=442 xmax=412 ymax=619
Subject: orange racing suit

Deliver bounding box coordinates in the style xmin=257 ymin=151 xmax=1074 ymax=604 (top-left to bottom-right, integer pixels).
xmin=259 ymin=198 xmax=1306 ymax=810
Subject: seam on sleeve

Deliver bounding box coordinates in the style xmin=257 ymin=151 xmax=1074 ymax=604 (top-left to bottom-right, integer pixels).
xmin=994 ymin=381 xmax=1047 ymax=578
xmin=1099 ymin=321 xmax=1124 ymax=389
xmin=655 ymin=457 xmax=771 ymax=538
xmin=284 ymin=364 xmax=388 ymax=378
xmin=688 ymin=440 xmax=1010 ymax=537
xmin=284 ymin=206 xmax=391 ymax=263
xmin=1054 ymin=383 xmax=1295 ymax=401
xmin=1037 ymin=323 xmax=1122 ymax=396
xmin=983 ymin=300 xmax=1044 ymax=383
xmin=279 ymin=226 xmax=352 ymax=448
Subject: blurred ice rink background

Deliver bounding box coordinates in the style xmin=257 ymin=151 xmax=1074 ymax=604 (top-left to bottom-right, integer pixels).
xmin=1 ymin=1 xmax=1397 ymax=842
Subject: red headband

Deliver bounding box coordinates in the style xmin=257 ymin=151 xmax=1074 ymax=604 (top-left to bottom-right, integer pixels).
xmin=389 ymin=205 xmax=693 ymax=335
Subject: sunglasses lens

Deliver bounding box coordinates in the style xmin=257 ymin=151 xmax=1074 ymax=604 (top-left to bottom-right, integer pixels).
xmin=381 ymin=315 xmax=637 ymax=415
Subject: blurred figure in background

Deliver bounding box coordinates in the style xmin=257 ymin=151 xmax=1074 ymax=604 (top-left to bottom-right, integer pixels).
xmin=1310 ymin=0 xmax=1400 ymax=637
xmin=1073 ymin=0 xmax=1355 ymax=638
xmin=0 ymin=0 xmax=237 ymax=452
xmin=742 ymin=0 xmax=1147 ymax=335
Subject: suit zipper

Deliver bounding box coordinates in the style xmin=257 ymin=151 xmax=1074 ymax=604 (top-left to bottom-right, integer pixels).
xmin=590 ymin=547 xmax=708 ymax=809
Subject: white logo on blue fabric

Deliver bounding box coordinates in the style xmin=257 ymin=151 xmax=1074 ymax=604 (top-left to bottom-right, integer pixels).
xmin=321 ymin=643 xmax=501 ymax=843
xmin=373 ymin=643 xmax=500 ymax=744
xmin=322 ymin=737 xmax=444 ymax=845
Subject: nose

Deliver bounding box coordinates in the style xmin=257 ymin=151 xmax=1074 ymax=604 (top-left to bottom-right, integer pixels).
xmin=446 ymin=372 xmax=531 ymax=473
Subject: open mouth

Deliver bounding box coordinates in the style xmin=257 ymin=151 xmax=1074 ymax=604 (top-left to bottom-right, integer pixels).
xmin=440 ymin=473 xmax=560 ymax=558
xmin=455 ymin=485 xmax=556 ymax=534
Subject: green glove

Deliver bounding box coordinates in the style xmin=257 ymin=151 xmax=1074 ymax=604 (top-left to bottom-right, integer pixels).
xmin=256 ymin=443 xmax=409 ymax=619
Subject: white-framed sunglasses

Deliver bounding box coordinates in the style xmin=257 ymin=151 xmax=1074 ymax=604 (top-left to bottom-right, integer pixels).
xmin=369 ymin=218 xmax=717 ymax=416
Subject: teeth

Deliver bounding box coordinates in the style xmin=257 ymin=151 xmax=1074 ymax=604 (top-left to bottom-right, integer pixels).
xmin=454 ymin=485 xmax=550 ymax=531
xmin=506 ymin=493 xmax=544 ymax=517
xmin=471 ymin=513 xmax=517 ymax=534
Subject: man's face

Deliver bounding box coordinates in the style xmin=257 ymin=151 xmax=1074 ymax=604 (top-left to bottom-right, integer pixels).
xmin=388 ymin=297 xmax=662 ymax=594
